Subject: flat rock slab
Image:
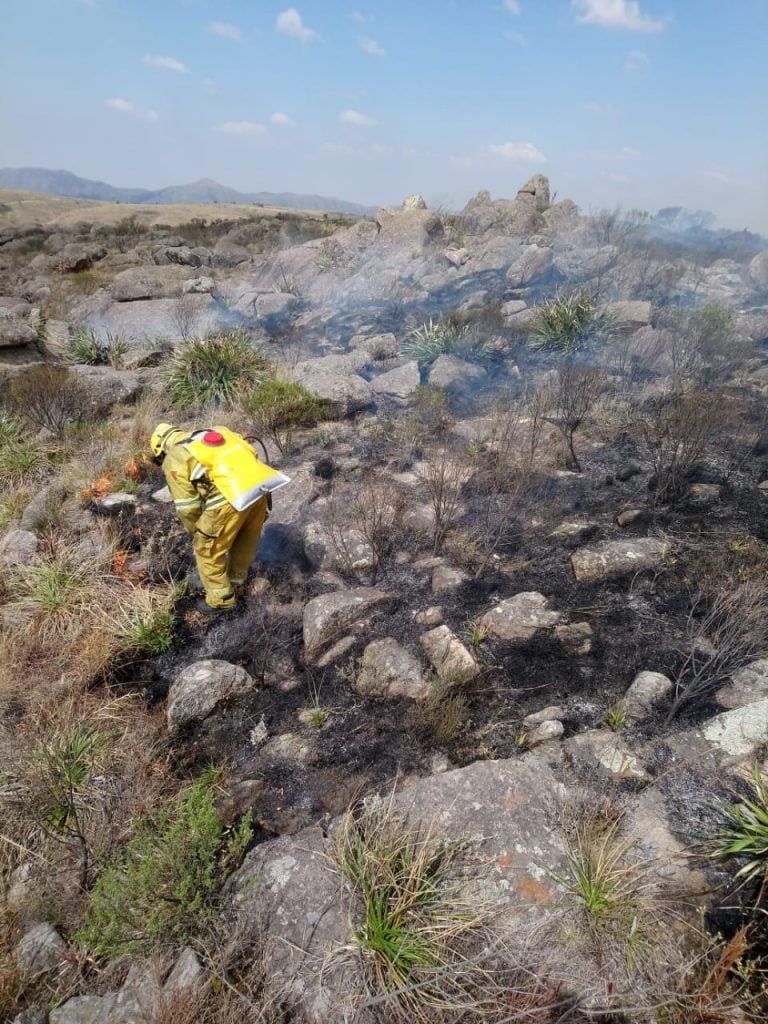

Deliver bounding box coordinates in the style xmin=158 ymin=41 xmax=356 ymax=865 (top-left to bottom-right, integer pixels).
xmin=303 ymin=587 xmax=390 ymax=654
xmin=480 ymin=592 xmax=562 ymax=642
xmin=355 ymin=637 xmax=428 ymax=699
xmin=701 ymin=699 xmax=768 ymax=760
xmin=420 ymin=624 xmax=479 ymax=680
xmin=716 ymin=659 xmax=768 ymax=709
xmin=571 ymin=537 xmax=670 ymax=582
xmin=50 ymin=995 xmax=116 ymax=1024
xmin=291 ymin=359 xmax=373 ymax=417
xmin=229 ymin=755 xmax=569 ymax=1023
xmin=167 ymin=659 xmax=256 ymax=732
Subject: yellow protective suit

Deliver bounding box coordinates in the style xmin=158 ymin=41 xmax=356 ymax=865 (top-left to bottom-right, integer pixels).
xmin=161 ymin=428 xmax=274 ymax=608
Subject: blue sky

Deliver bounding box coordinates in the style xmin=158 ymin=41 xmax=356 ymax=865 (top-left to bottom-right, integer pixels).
xmin=3 ymin=1 xmax=767 ymax=231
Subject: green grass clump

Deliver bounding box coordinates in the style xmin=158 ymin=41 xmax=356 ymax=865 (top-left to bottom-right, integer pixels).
xmin=76 ymin=770 xmax=252 ymax=957
xmin=0 ymin=433 xmax=47 ymax=486
xmin=335 ymin=797 xmax=482 ymax=1022
xmin=242 ymin=378 xmax=325 ymax=452
xmin=403 ymin=318 xmax=494 ymax=366
xmin=714 ymin=763 xmax=768 ymax=886
xmin=20 ymin=553 xmax=93 ymax=637
xmin=531 ymin=289 xmax=616 ymax=354
xmin=169 ymin=331 xmax=271 ymax=409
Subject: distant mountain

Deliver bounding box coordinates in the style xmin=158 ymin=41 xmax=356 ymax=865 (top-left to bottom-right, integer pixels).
xmin=0 ymin=167 xmax=374 ymax=215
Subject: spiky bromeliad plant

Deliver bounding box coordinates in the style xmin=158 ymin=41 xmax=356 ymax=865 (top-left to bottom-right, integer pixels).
xmin=715 ymin=763 xmax=768 ymax=888
xmin=403 ymin=317 xmax=494 ymax=366
xmin=168 ymin=330 xmax=271 ymax=409
xmin=531 ymin=289 xmax=617 ymax=355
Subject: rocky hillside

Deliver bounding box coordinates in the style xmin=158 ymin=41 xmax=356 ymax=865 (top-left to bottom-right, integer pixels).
xmin=1 ymin=176 xmax=768 ymax=1024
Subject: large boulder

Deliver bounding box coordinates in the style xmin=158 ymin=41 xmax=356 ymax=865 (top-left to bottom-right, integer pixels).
xmin=228 ymin=755 xmax=569 ymax=1022
xmin=607 ymin=300 xmax=653 ymax=332
xmin=701 ymin=699 xmax=768 ymax=761
xmin=428 ymin=354 xmax=486 ymax=394
xmin=255 ymin=292 xmax=300 ymax=324
xmin=68 ymin=365 xmax=144 ymax=415
xmin=505 ymin=244 xmax=553 ymax=288
xmin=213 ymin=236 xmax=252 ymax=268
xmin=291 ymin=356 xmax=373 ymax=417
xmin=109 ymin=266 xmax=188 ymax=301
xmin=516 ymin=174 xmax=551 ymax=212
xmin=167 ymin=659 xmax=257 ymax=732
xmin=151 ymin=244 xmax=203 ymax=268
xmin=15 ymin=923 xmax=66 ymax=974
xmin=303 ymin=588 xmax=390 ymax=654
xmin=375 ymin=206 xmax=445 ymax=252
xmin=480 ymin=592 xmax=562 ymax=642
xmin=571 ymin=538 xmax=670 ymax=582
xmin=0 ymin=313 xmax=36 ymax=349
xmin=369 ymin=360 xmax=420 ymax=405
xmin=354 ymin=638 xmax=428 ymax=699
xmin=55 ymin=243 xmax=107 ymax=273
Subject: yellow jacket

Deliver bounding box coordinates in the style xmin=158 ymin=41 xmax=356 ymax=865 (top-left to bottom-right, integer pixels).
xmin=162 ymin=427 xmax=289 ymax=533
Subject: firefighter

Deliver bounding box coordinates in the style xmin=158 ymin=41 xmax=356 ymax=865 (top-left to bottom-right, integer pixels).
xmin=149 ymin=423 xmax=289 ymax=612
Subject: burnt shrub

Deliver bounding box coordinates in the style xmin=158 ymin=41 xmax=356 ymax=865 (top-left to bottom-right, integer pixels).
xmin=657 ymin=303 xmax=753 ymax=387
xmin=634 ymin=387 xmax=731 ymax=504
xmin=540 ymin=360 xmax=608 ymax=472
xmin=4 ymin=364 xmax=91 ymax=437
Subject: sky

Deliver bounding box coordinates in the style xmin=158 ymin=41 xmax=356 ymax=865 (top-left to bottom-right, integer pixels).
xmin=2 ymin=0 xmax=767 ymax=231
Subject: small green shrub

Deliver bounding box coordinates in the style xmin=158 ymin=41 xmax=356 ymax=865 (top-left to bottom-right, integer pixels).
xmin=76 ymin=771 xmax=252 ymax=957
xmin=242 ymin=379 xmax=325 ymax=452
xmin=531 ymin=289 xmax=616 ymax=354
xmin=169 ymin=331 xmax=271 ymax=409
xmin=714 ymin=763 xmax=768 ymax=886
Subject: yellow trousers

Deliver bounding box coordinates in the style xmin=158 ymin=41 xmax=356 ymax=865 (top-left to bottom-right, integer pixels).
xmin=191 ymin=497 xmax=268 ymax=608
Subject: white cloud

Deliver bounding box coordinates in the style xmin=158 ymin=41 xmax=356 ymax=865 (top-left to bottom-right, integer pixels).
xmin=625 ymin=48 xmax=649 ymax=70
xmin=106 ymin=97 xmax=159 ymax=122
xmin=106 ymin=97 xmax=134 ymax=113
xmin=600 ymin=170 xmax=630 ymax=182
xmin=207 ymin=21 xmax=242 ymax=42
xmin=143 ymin=54 xmax=187 ymax=73
xmin=270 ymin=111 xmax=296 ymax=126
xmin=216 ymin=121 xmax=267 ymax=138
xmin=504 ymin=1 xmax=522 ymax=13
xmin=340 ymin=108 xmax=377 ymax=126
xmin=349 ymin=10 xmax=369 ymax=24
xmin=702 ymin=169 xmax=732 ymax=184
xmin=489 ymin=141 xmax=546 ymax=162
xmin=359 ymin=35 xmax=386 ymax=57
xmin=276 ymin=8 xmax=316 ymax=42
xmin=572 ymin=0 xmax=665 ymax=32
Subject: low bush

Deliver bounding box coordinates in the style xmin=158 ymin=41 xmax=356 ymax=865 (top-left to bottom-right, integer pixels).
xmin=4 ymin=363 xmax=92 ymax=437
xmin=531 ymin=289 xmax=617 ymax=354
xmin=76 ymin=770 xmax=252 ymax=957
xmin=169 ymin=331 xmax=271 ymax=409
xmin=241 ymin=378 xmax=324 ymax=452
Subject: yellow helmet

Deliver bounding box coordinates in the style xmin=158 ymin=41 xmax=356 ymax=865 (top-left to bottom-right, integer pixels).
xmin=149 ymin=423 xmax=178 ymax=458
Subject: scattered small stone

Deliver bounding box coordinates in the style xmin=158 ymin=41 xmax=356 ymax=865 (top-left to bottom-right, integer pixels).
xmin=687 ymin=483 xmax=721 ymax=505
xmin=758 ymin=480 xmax=768 ymax=491
xmin=93 ymin=492 xmax=137 ymax=515
xmin=303 ymin=588 xmax=390 ymax=653
xmin=554 ymin=622 xmax=593 ymax=655
xmin=151 ymin=485 xmax=173 ymax=503
xmin=250 ymin=715 xmax=269 ymax=747
xmin=419 ymin=625 xmax=479 ymax=680
xmin=414 ymin=606 xmax=443 ymax=626
xmin=164 ymin=947 xmax=204 ymax=996
xmin=315 ymin=635 xmax=357 ymax=668
xmin=15 ymin=922 xmax=65 ymax=974
xmin=624 ymin=670 xmax=674 ymax=720
xmin=355 ymin=638 xmax=428 ymax=700
xmin=615 ymin=508 xmax=645 ymax=527
xmin=615 ymin=462 xmax=643 ymax=482
xmin=262 ymin=733 xmax=315 ymax=764
xmin=167 ymin=660 xmax=257 ymax=732
xmin=523 ymin=706 xmax=564 ymax=729
xmin=445 ymin=246 xmax=469 ymax=267
xmin=571 ymin=538 xmax=670 ymax=583
xmin=526 ymin=720 xmax=564 ymax=747
xmin=0 ymin=528 xmax=38 ymax=566
xmin=431 ymin=564 xmax=468 ymax=595
xmin=480 ymin=592 xmax=562 ymax=642
xmin=597 ymin=740 xmax=649 ymax=780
